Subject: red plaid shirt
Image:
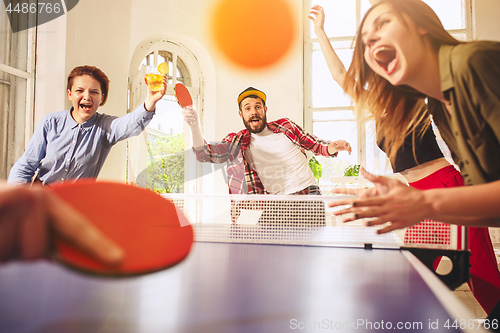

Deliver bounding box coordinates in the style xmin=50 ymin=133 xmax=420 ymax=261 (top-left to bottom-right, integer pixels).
xmin=193 ymin=118 xmax=337 ymax=194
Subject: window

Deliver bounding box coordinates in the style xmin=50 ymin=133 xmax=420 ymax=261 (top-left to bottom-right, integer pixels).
xmin=127 ymin=39 xmax=203 ymax=194
xmin=304 ymin=0 xmax=471 ymax=191
xmin=0 ymin=1 xmax=36 ymax=179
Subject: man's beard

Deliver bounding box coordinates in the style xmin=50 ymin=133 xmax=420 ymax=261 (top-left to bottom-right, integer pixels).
xmin=243 ymin=113 xmax=267 ymax=134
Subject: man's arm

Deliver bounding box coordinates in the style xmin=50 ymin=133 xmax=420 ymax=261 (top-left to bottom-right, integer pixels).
xmin=278 ymin=118 xmax=351 ymax=156
xmin=183 ymin=106 xmax=239 ymax=164
xmin=182 ymin=106 xmax=205 ymax=151
xmin=328 ymin=140 xmax=352 ymax=155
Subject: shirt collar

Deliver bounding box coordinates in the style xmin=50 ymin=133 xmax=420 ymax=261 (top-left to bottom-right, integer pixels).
xmin=240 ymin=130 xmax=251 ymax=150
xmin=268 ymin=121 xmax=284 ymax=133
xmin=67 ymin=108 xmax=98 ymax=131
xmin=438 ymin=44 xmax=455 ymax=93
xmin=252 ymin=126 xmax=273 ymax=137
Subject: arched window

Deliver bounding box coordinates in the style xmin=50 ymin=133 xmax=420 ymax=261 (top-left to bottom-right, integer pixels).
xmin=127 ymin=39 xmax=203 ymax=193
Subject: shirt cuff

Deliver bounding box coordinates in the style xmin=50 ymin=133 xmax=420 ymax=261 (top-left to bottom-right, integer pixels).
xmin=192 ymin=142 xmax=209 ymax=156
xmin=142 ymin=102 xmax=156 ymax=115
xmin=139 ymin=102 xmax=155 ymax=118
xmin=326 ymin=144 xmax=338 ymax=157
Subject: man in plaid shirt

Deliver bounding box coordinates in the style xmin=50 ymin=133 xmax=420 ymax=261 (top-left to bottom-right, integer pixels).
xmin=182 ymin=87 xmax=351 ymax=195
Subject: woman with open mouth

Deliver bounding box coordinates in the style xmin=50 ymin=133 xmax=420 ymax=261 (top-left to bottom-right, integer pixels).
xmin=310 ymin=0 xmax=500 ymax=317
xmin=8 ymin=65 xmax=166 ymax=186
xmin=326 ymin=0 xmax=500 ymax=320
xmin=330 ymin=0 xmax=500 ymax=239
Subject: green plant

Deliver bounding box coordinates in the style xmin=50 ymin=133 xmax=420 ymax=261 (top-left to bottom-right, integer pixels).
xmin=308 ymin=155 xmax=322 ymax=180
xmin=146 ymin=133 xmax=185 ymax=193
xmin=343 ymin=164 xmax=360 ymax=177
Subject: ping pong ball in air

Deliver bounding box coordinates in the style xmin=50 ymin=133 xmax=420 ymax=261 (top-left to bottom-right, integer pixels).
xmin=210 ymin=0 xmax=296 ymax=69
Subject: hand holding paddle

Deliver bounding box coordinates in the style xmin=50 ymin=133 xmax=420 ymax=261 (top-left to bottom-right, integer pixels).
xmin=175 ymin=83 xmax=206 ymax=150
xmin=50 ymin=181 xmax=194 ymax=276
xmin=175 ymin=83 xmax=196 ymax=125
xmin=182 ymin=106 xmax=199 ymax=127
xmin=0 ymin=183 xmax=124 ymax=265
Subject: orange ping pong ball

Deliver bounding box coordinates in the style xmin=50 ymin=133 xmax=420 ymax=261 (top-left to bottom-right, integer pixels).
xmin=210 ymin=0 xmax=296 ymax=69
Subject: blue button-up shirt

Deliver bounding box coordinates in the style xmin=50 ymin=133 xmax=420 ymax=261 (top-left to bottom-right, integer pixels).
xmin=8 ymin=103 xmax=154 ymax=185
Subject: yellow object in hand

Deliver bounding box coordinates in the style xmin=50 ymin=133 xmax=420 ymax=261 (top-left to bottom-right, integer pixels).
xmin=157 ymin=62 xmax=169 ymax=75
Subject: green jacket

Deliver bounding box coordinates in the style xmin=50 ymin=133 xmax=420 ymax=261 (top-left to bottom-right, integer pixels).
xmin=430 ymin=41 xmax=500 ymax=186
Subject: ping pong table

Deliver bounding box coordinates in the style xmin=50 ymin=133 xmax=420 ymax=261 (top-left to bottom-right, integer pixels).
xmin=0 ymin=194 xmax=489 ymax=333
xmin=0 ymin=234 xmax=487 ymax=332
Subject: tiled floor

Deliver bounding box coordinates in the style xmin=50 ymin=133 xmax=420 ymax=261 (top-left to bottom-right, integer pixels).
xmin=454 ymin=282 xmax=488 ymax=319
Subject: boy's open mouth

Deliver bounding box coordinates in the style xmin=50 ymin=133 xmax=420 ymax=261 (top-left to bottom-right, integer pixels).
xmin=80 ymin=103 xmax=92 ymax=111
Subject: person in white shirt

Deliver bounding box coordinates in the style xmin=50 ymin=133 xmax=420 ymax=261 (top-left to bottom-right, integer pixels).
xmin=183 ymin=87 xmax=352 ymax=195
xmin=183 ymin=87 xmax=352 ymax=225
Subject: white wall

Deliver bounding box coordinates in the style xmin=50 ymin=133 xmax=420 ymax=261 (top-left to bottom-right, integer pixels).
xmin=34 ymin=0 xmax=500 ymax=186
xmin=35 ymin=15 xmax=67 ymax=126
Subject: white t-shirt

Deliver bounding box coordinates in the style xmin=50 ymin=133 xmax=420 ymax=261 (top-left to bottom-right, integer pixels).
xmin=243 ymin=127 xmax=317 ymax=194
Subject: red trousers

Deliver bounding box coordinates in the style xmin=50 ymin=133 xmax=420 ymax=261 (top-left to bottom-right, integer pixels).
xmin=407 ymin=165 xmax=500 ymax=314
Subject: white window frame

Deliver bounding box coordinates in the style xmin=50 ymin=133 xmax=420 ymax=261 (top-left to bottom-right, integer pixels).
xmin=0 ymin=2 xmax=37 ymax=179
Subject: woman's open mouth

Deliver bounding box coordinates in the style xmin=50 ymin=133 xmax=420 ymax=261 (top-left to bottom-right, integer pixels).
xmin=374 ymin=46 xmax=397 ymax=74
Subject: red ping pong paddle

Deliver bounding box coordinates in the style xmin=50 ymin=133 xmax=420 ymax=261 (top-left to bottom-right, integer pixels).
xmin=175 ymin=83 xmax=193 ymax=108
xmin=175 ymin=83 xmax=194 ymax=125
xmin=50 ymin=181 xmax=194 ymax=276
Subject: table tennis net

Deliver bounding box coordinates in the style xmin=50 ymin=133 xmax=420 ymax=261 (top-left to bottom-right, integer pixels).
xmin=163 ymin=194 xmax=461 ymax=250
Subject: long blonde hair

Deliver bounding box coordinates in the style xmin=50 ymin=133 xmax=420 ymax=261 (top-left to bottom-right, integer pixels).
xmin=343 ymin=0 xmax=460 ymax=163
